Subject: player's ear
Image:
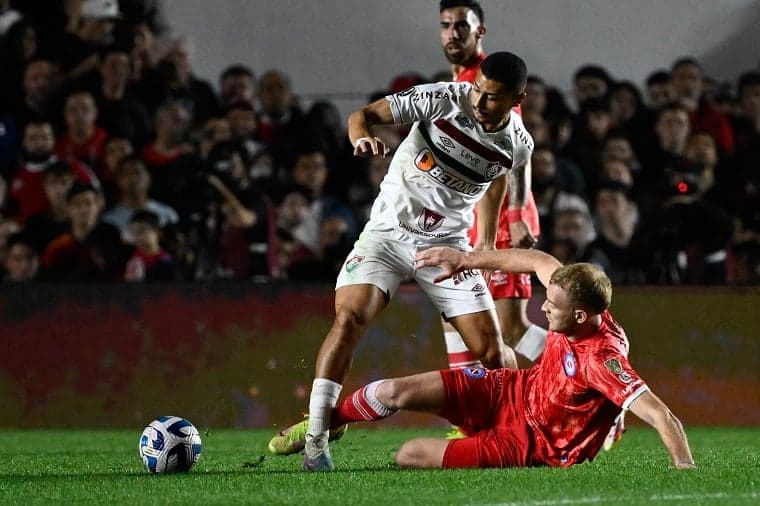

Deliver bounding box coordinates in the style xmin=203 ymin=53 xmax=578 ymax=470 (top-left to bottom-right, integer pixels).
xmin=476 ymin=24 xmax=486 ymax=38
xmin=513 ymin=91 xmax=527 ymax=106
xmin=573 ymin=309 xmax=587 ymax=324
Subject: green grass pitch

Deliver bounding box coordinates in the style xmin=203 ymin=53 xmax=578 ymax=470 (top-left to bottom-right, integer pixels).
xmin=0 ymin=427 xmax=757 ymax=505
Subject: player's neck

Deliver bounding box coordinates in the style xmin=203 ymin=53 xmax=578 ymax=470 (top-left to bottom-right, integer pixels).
xmin=566 ymin=315 xmax=603 ymax=342
xmin=451 ymin=50 xmax=484 ymax=79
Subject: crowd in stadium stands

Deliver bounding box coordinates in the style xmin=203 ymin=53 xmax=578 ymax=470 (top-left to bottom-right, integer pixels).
xmin=0 ymin=0 xmax=758 ymax=284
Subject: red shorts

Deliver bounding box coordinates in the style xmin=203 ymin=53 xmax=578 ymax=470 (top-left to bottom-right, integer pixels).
xmin=438 ymin=368 xmax=539 ymax=468
xmin=488 ymin=268 xmax=532 ymax=300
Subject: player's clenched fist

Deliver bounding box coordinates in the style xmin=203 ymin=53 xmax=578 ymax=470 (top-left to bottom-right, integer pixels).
xmin=353 ymin=136 xmax=390 ymax=158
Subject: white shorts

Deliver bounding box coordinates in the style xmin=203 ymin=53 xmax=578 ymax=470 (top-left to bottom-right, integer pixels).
xmin=335 ymin=234 xmax=495 ymax=319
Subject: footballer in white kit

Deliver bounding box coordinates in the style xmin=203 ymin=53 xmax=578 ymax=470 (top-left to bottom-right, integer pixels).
xmin=337 ymin=80 xmax=534 ymax=319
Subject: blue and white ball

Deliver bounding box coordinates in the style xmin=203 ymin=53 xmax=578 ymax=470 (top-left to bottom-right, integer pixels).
xmin=139 ymin=416 xmax=202 ymax=473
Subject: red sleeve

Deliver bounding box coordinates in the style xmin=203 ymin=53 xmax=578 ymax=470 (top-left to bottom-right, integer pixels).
xmin=584 ymin=348 xmax=648 ymax=409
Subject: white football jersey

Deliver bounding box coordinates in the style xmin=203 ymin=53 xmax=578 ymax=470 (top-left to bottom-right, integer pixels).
xmin=364 ymin=81 xmax=533 ymax=247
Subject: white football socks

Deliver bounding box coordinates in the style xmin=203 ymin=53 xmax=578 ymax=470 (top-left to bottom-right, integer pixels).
xmin=444 ymin=330 xmax=482 ymax=368
xmin=514 ymin=324 xmax=547 ymax=361
xmin=307 ymin=378 xmax=343 ymax=445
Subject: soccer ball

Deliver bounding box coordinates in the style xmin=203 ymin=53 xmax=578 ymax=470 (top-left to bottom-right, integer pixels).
xmin=139 ymin=416 xmax=202 ymax=473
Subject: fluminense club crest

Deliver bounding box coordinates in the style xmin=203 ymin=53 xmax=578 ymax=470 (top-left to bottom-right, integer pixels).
xmin=418 ymin=208 xmax=445 ymax=232
xmin=345 ymin=255 xmax=364 ymax=273
xmin=486 ymin=161 xmax=502 ymax=179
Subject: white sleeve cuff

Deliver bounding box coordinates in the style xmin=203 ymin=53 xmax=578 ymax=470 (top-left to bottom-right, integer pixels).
xmin=622 ymin=384 xmax=649 ymax=410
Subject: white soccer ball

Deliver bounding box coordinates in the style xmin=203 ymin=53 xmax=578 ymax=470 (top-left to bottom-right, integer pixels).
xmin=139 ymin=416 xmax=202 ymax=473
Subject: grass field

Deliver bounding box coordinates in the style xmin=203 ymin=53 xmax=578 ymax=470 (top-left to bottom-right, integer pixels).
xmin=0 ymin=427 xmax=757 ymax=505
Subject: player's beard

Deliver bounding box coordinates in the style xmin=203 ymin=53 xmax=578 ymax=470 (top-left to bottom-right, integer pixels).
xmin=443 ymin=42 xmax=470 ymax=65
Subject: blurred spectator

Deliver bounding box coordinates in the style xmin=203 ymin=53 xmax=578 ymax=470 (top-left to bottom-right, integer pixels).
xmin=12 ymin=58 xmax=58 ymax=128
xmin=10 ymin=121 xmax=97 ymax=223
xmin=205 ymin=140 xmax=276 ymax=281
xmin=287 ymin=149 xmax=356 ymax=251
xmin=140 ymin=100 xmax=196 ymax=204
xmin=99 ymin=135 xmax=134 ymax=199
xmin=305 ymin=100 xmax=357 ymax=198
xmin=198 ymin=116 xmax=231 ymax=159
xmin=522 ymin=75 xmax=547 ymax=117
xmin=670 ymin=57 xmax=734 ymax=155
xmin=1 ymin=19 xmax=38 ymax=112
xmin=2 ymin=230 xmax=39 ymax=281
xmin=572 ymin=64 xmax=613 ymax=107
xmin=24 ymin=162 xmax=75 ymax=251
xmin=0 ymin=214 xmax=20 ymax=272
xmin=139 ymin=35 xmax=219 ymax=124
xmin=546 ymin=193 xmax=604 ymax=267
xmin=123 ymin=209 xmax=176 ymax=281
xmin=55 ymin=0 xmax=123 ymax=82
xmin=100 ymin=154 xmax=178 ymax=242
xmin=41 ymin=181 xmax=124 ymax=281
xmin=347 ymin=149 xmax=391 ymax=226
xmin=286 ymin=215 xmax=354 ymax=283
xmin=129 ymin=21 xmax=158 ymax=83
xmin=256 ymin=69 xmax=307 ymax=174
xmin=224 ymin=103 xmax=271 ymax=184
xmin=608 ymin=81 xmax=653 ymax=158
xmin=732 ymin=71 xmax=760 ymax=152
xmin=55 ymin=89 xmax=108 ymax=170
xmin=566 ymin=96 xmax=613 ymax=182
xmin=531 ymin=145 xmax=585 ymax=250
xmin=93 ymin=43 xmax=151 ymax=146
xmin=646 ymin=157 xmax=734 ymax=284
xmin=219 ymin=64 xmax=255 ymax=109
xmin=682 ymin=131 xmax=720 ymax=202
xmin=645 ymin=70 xmax=675 ymax=109
xmin=274 ymin=189 xmax=309 ymax=277
xmin=640 ymin=102 xmax=692 ymax=194
xmin=590 ymin=181 xmax=647 ymax=284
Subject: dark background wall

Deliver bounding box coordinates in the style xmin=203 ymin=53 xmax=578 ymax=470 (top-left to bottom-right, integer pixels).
xmin=163 ymin=0 xmax=760 ymax=119
xmin=1 ymin=284 xmax=758 ymax=429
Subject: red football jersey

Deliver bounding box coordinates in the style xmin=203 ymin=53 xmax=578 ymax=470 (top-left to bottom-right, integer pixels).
xmin=524 ymin=310 xmax=648 ymax=466
xmin=456 ymin=53 xmax=537 ymax=248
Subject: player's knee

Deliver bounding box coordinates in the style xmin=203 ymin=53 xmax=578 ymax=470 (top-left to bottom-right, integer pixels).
xmin=395 ymin=441 xmax=427 ymax=468
xmin=376 ymin=378 xmax=404 ymax=410
xmin=478 ymin=339 xmax=507 ymax=369
xmin=332 ymin=306 xmax=371 ymax=335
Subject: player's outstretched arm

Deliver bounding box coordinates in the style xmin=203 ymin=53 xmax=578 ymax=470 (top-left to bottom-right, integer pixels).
xmin=348 ymin=99 xmax=394 ymax=158
xmin=628 ymin=390 xmax=696 ymax=469
xmin=415 ymin=247 xmax=561 ymax=287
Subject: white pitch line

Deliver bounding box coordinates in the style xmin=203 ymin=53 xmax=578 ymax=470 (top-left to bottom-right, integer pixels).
xmin=480 ymin=491 xmax=759 ymax=506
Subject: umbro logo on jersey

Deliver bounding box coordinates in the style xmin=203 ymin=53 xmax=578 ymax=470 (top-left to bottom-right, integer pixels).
xmin=439 ymin=136 xmax=455 ymax=149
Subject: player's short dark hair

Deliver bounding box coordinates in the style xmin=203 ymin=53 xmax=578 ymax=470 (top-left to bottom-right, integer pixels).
xmin=439 ymin=0 xmax=484 ymax=24
xmin=129 ymin=209 xmax=160 ymax=229
xmin=646 ymin=70 xmax=670 ymax=87
xmin=737 ymin=71 xmax=760 ymax=96
xmin=480 ymin=52 xmax=527 ymax=94
xmin=550 ymin=263 xmax=612 ymax=313
xmin=221 ymin=64 xmax=254 ymax=81
xmin=573 ymin=64 xmax=612 ymax=86
xmin=671 ymin=57 xmax=702 ymax=73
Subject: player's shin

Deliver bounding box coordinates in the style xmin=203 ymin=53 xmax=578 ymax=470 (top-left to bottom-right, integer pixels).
xmin=332 ymin=380 xmax=397 ymax=426
xmin=444 ymin=331 xmax=483 ymax=368
xmin=307 ymin=378 xmax=343 ymax=445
